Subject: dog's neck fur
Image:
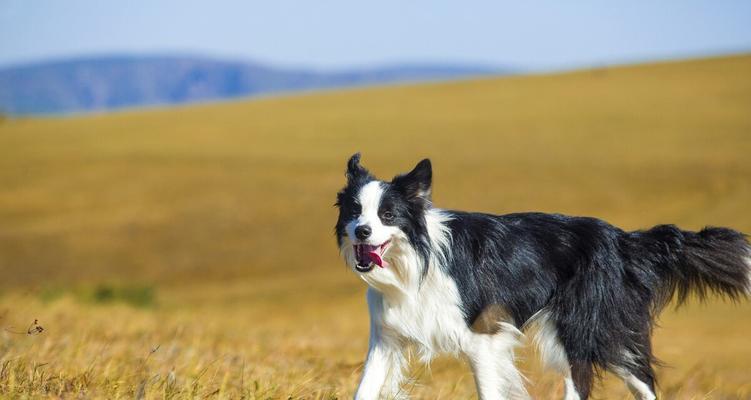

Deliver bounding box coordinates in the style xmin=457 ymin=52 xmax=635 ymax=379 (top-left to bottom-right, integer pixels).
xmin=355 ymin=208 xmax=471 ymax=360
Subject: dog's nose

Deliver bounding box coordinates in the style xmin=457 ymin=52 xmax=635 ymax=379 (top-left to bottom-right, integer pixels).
xmin=355 ymin=225 xmax=372 ymax=240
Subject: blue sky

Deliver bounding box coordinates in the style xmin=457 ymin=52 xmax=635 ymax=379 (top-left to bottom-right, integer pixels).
xmin=1 ymin=0 xmax=750 ymax=70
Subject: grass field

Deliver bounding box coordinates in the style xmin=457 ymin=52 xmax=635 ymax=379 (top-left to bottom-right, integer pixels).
xmin=1 ymin=54 xmax=751 ymax=399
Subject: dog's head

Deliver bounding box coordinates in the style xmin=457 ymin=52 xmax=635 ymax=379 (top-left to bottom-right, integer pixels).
xmin=335 ymin=153 xmax=433 ymax=274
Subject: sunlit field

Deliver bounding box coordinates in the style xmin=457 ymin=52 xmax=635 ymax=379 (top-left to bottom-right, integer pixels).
xmin=1 ymin=54 xmax=750 ymax=399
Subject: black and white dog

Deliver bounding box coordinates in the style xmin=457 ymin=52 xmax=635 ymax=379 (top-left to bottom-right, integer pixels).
xmin=335 ymin=154 xmax=751 ymax=400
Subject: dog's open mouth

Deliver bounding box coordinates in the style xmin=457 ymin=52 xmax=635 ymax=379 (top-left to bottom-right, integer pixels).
xmin=354 ymin=240 xmax=391 ymax=272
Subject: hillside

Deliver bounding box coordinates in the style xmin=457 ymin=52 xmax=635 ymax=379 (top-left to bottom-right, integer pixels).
xmin=2 ymin=53 xmax=750 ymax=288
xmin=0 ymin=55 xmax=503 ymax=115
xmin=0 ymin=54 xmax=750 ymax=399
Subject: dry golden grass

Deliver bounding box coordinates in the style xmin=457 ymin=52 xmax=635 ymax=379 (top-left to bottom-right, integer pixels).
xmin=1 ymin=54 xmax=751 ymax=399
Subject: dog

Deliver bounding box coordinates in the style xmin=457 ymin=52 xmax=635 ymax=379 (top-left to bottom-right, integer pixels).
xmin=334 ymin=153 xmax=751 ymax=400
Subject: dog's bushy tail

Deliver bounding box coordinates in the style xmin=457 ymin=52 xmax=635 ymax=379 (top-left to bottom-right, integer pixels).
xmin=629 ymin=225 xmax=751 ymax=308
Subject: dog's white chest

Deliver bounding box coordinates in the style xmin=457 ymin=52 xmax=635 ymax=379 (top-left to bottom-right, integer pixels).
xmin=380 ymin=285 xmax=469 ymax=359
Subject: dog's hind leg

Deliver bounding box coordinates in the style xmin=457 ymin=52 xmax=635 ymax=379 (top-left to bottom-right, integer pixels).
xmin=616 ymin=371 xmax=656 ymax=400
xmin=612 ymin=347 xmax=657 ymax=400
xmin=604 ymin=329 xmax=657 ymax=400
xmin=566 ymin=360 xmax=595 ymax=400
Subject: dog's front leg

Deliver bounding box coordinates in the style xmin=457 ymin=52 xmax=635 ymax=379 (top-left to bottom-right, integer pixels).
xmin=355 ymin=335 xmax=406 ymax=400
xmin=465 ymin=334 xmax=528 ymax=400
xmin=355 ymin=289 xmax=407 ymax=400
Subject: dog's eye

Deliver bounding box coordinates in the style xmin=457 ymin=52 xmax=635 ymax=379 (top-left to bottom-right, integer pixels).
xmin=382 ymin=211 xmax=394 ymax=221
xmin=352 ymin=203 xmax=362 ymax=215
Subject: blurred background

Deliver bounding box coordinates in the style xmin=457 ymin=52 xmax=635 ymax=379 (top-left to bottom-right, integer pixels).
xmin=1 ymin=1 xmax=750 ymax=399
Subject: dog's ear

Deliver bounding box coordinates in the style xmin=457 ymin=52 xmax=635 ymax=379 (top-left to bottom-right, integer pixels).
xmin=345 ymin=152 xmax=369 ymax=182
xmin=393 ymin=158 xmax=432 ymax=206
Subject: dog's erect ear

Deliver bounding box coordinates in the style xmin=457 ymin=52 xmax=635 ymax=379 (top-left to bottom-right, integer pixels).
xmin=393 ymin=158 xmax=432 ymax=205
xmin=345 ymin=152 xmax=369 ymax=182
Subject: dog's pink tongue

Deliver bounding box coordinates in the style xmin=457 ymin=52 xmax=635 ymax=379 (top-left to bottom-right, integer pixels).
xmin=359 ymin=244 xmax=386 ymax=268
xmin=366 ymin=250 xmax=384 ymax=268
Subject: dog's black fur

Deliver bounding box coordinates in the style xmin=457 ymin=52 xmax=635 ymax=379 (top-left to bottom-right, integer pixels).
xmin=335 ymin=154 xmax=751 ymax=397
xmin=444 ymin=212 xmax=749 ymax=396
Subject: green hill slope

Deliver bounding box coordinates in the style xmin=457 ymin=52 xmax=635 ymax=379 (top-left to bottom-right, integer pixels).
xmin=1 ymin=54 xmax=750 ymax=288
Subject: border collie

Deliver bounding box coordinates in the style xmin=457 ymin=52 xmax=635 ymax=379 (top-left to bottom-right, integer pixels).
xmin=335 ymin=154 xmax=751 ymax=400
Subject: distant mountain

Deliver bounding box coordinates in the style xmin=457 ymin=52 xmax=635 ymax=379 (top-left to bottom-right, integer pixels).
xmin=0 ymin=55 xmax=509 ymax=115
